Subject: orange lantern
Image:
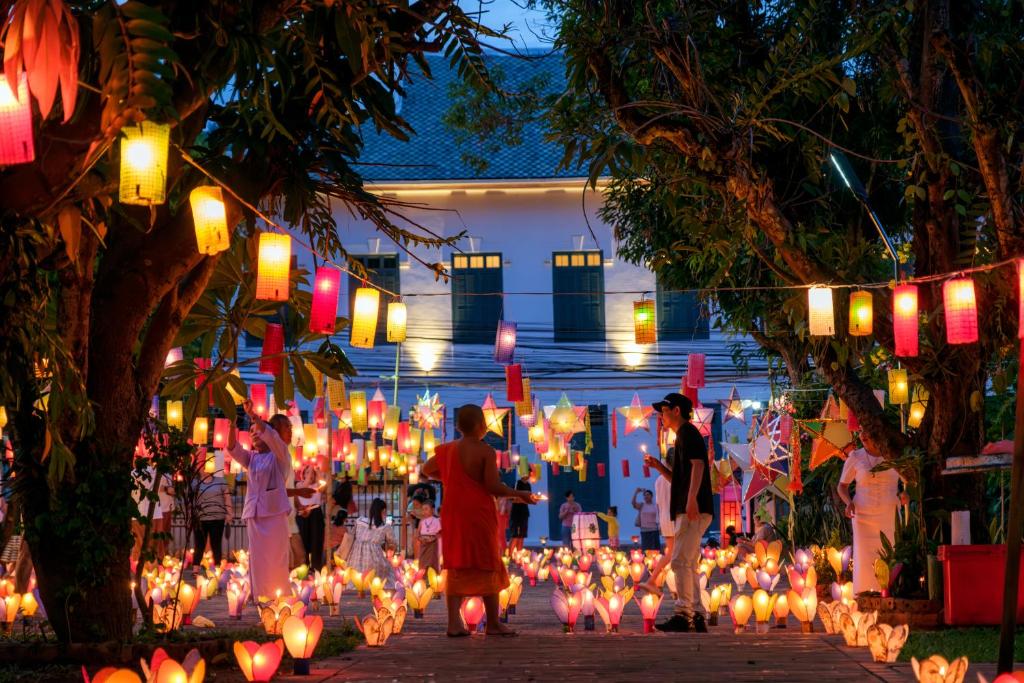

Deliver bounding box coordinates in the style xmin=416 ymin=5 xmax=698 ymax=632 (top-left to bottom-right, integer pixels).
xmin=893 ymin=284 xmax=919 ymax=357
xmin=943 ymin=277 xmax=978 ymax=344
xmin=282 ymin=615 xmax=323 ymax=675
xmin=0 ymin=73 xmax=34 ymax=165
xmin=233 ymin=640 xmax=284 ymax=682
xmin=350 ymin=287 xmax=380 ymax=348
xmin=190 ymin=186 xmax=230 ymax=255
xmin=633 ymin=299 xmax=656 ymax=344
xmin=255 ymin=233 xmax=291 ymax=301
xmin=848 ymin=291 xmax=873 ymax=336
xmin=192 ymin=417 xmax=209 ymax=445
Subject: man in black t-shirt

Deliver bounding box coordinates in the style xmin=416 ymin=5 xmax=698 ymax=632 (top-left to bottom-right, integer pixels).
xmin=644 ymin=393 xmax=714 ymax=633
xmin=508 ymin=476 xmax=532 ymax=553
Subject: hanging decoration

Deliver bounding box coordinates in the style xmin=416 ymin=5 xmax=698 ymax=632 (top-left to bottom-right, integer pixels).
xmin=258 ymin=323 xmax=285 ymax=376
xmin=1019 ymin=260 xmax=1024 ymax=339
xmin=249 ymin=384 xmax=268 ymax=418
xmin=693 ymin=405 xmax=714 ymax=438
xmin=908 ymin=385 xmax=929 ymax=429
xmin=848 ymin=291 xmax=873 ymax=336
xmin=610 ymin=410 xmax=618 ymax=448
xmin=616 ymin=393 xmax=653 ymax=434
xmin=807 ymin=286 xmax=835 ymax=336
xmin=368 ymin=388 xmax=387 ymax=430
xmin=411 ymin=390 xmax=444 ymax=429
xmin=386 ymin=301 xmax=407 ymax=343
xmin=686 ymin=353 xmax=705 ymax=388
xmin=350 ymin=287 xmax=380 ymax=348
xmin=255 ymin=233 xmax=292 ymax=301
xmin=547 ymin=393 xmax=586 ymax=436
xmin=0 ymin=74 xmax=34 ymax=165
xmin=494 ymin=320 xmax=517 ymax=364
xmin=119 ymin=121 xmax=170 ymax=205
xmin=326 ymin=378 xmax=347 ymax=413
xmin=481 ymin=394 xmax=509 ymax=438
xmin=515 ymin=379 xmax=534 ymax=426
xmin=943 ymin=277 xmax=978 ymax=344
xmin=166 ymin=400 xmax=183 ymax=430
xmin=190 ymin=186 xmax=230 ymax=255
xmin=309 ymin=267 xmax=341 ymax=334
xmin=505 ymin=364 xmax=524 ymax=402
xmin=802 ymin=397 xmax=853 ymax=470
xmin=720 ymin=387 xmax=745 ymax=424
xmin=633 ymin=298 xmax=656 ymax=345
xmin=893 ymin=284 xmax=919 ymax=357
xmin=887 ymin=369 xmax=909 ymax=405
xmin=349 ymin=391 xmax=368 ymax=433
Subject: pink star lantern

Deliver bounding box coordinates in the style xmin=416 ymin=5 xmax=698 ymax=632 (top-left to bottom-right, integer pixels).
xmin=616 ymin=392 xmax=653 ymax=434
xmin=693 ymin=405 xmax=714 ymax=437
xmin=481 ymin=393 xmax=510 ymax=438
xmin=720 ymin=386 xmax=745 ymax=424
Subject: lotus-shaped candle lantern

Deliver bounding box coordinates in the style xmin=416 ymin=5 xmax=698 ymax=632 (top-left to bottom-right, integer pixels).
xmin=751 ymin=589 xmax=777 ymax=633
xmin=910 ymin=655 xmax=969 ymax=683
xmin=787 ymin=565 xmax=817 ymax=593
xmin=260 ymin=597 xmax=305 ymax=635
xmin=83 ymin=667 xmax=143 ymax=683
xmin=175 ymin=583 xmax=199 ymax=625
xmin=141 ymin=647 xmax=205 ymax=683
xmin=19 ymin=592 xmax=38 ymax=618
xmin=826 ymin=546 xmax=852 ymax=577
xmin=729 ymin=594 xmax=753 ymax=634
xmin=226 ymin=579 xmax=249 ymax=620
xmin=701 ymin=585 xmax=726 ymax=626
xmin=731 ymin=565 xmax=748 ymax=591
xmin=786 ymin=587 xmax=817 ymax=633
xmin=792 ymin=548 xmax=813 ymax=573
xmin=351 ymin=569 xmax=376 ymax=598
xmin=355 ymin=612 xmax=395 ymax=646
xmin=772 ymin=592 xmax=789 ymax=627
xmin=755 ymin=540 xmax=783 ymax=569
xmin=578 ymin=587 xmax=596 ymax=630
xmin=461 ymin=597 xmax=485 ymax=632
xmin=831 ymin=581 xmax=854 ymax=604
xmin=599 ymin=559 xmax=615 ymax=577
xmin=755 ymin=569 xmax=779 ymax=592
xmin=838 ymin=609 xmax=877 ymax=647
xmin=867 ymin=623 xmax=909 ymax=663
xmin=507 ymin=576 xmax=524 ymax=614
xmin=234 ymin=640 xmax=284 ymax=681
xmin=636 ymin=592 xmax=662 ymax=633
xmin=558 ymin=567 xmax=576 ymax=588
xmin=406 ymin=580 xmax=434 ymax=618
xmin=577 ymin=552 xmax=594 ymax=572
xmin=873 ymin=558 xmax=891 ymax=597
xmin=817 ymin=600 xmax=855 ymax=635
xmin=282 ymin=615 xmax=323 ymax=675
xmin=594 ymin=593 xmax=626 ymax=632
xmin=551 ymin=589 xmax=581 ymax=632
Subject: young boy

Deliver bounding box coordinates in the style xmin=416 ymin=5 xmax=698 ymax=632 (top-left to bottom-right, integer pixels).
xmin=596 ymin=506 xmax=620 ymax=549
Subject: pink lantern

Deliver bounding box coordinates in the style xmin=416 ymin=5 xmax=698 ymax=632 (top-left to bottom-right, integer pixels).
xmin=460 ymin=597 xmax=485 ymax=631
xmin=693 ymin=406 xmax=714 ymax=437
xmin=367 ymin=388 xmax=387 ymax=430
xmin=494 ymin=320 xmax=517 ymax=364
xmin=943 ymin=277 xmax=978 ymax=344
xmin=0 ymin=74 xmax=34 ymax=165
xmin=686 ymin=353 xmax=706 ymax=388
xmin=309 ymin=267 xmax=341 ymax=334
xmin=259 ymin=323 xmax=285 ymax=376
xmin=893 ymin=284 xmax=919 ymax=357
xmin=1019 ymin=261 xmax=1024 ymax=339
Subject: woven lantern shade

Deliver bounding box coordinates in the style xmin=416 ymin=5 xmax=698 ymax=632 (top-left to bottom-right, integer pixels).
xmin=494 ymin=320 xmax=517 ymax=364
xmin=368 ymin=388 xmax=387 ymax=430
xmin=1019 ymin=261 xmax=1024 ymax=339
xmin=686 ymin=353 xmax=706 ymax=388
xmin=383 ymin=405 xmax=401 ymax=440
xmin=309 ymin=267 xmax=341 ymax=334
xmin=515 ymin=378 xmax=533 ymax=423
xmin=327 ymin=378 xmax=347 ymax=413
xmin=259 ymin=323 xmax=285 ymax=376
xmin=0 ymin=74 xmax=34 ymax=165
xmin=302 ymin=424 xmax=319 ymax=459
xmin=893 ymin=284 xmax=919 ymax=356
xmin=255 ymin=233 xmax=292 ymax=301
xmin=119 ymin=122 xmax=170 ymax=205
xmin=386 ymin=302 xmax=407 ymax=343
xmin=349 ymin=391 xmax=368 ymax=432
xmin=908 ymin=385 xmax=929 ymax=429
xmin=807 ymin=286 xmax=835 ymax=336
xmin=633 ymin=299 xmax=656 ymax=345
xmin=350 ymin=287 xmax=380 ymax=348
xmin=213 ymin=418 xmax=231 ymax=449
xmin=192 ymin=417 xmax=209 ymax=445
xmin=250 ymin=383 xmax=268 ymax=418
xmin=887 ymin=369 xmax=909 ymax=405
xmin=943 ymin=277 xmax=978 ymax=344
xmin=189 ymin=186 xmax=230 ymax=255
xmin=505 ymin=364 xmax=524 ymax=402
xmin=848 ymin=291 xmax=873 ymax=336
xmin=166 ymin=400 xmax=183 ymax=430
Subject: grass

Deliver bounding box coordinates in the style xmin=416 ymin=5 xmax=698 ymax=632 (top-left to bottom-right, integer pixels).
xmin=900 ymin=628 xmax=1023 ymax=663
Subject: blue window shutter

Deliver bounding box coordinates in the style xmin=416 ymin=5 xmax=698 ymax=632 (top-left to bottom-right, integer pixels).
xmin=451 ymin=254 xmax=503 ymax=344
xmin=552 ymin=253 xmax=605 ymax=342
xmin=657 ymin=286 xmax=709 ymax=340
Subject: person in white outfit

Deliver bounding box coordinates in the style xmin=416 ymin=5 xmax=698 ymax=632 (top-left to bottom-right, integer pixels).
xmin=227 ymin=400 xmax=293 ymax=599
xmin=837 ymin=434 xmax=904 ymax=595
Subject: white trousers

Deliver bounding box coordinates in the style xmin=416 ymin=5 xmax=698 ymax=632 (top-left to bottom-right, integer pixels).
xmin=670 ymin=513 xmax=713 ymax=617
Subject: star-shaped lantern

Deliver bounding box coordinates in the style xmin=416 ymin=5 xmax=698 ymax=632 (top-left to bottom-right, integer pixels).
xmin=720 ymin=386 xmax=745 ymax=424
xmin=412 ymin=390 xmax=444 ymax=429
xmin=481 ymin=393 xmax=510 ymax=438
xmin=693 ymin=404 xmax=714 ymax=437
xmin=545 ymin=393 xmax=586 ymax=436
xmin=616 ymin=392 xmax=653 ymax=434
xmin=803 ymin=395 xmax=853 ymax=470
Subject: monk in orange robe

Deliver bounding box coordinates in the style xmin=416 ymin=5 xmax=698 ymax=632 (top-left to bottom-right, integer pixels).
xmin=422 ymin=404 xmax=537 ymax=636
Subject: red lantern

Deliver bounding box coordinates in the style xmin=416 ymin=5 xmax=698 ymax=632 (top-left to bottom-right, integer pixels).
xmin=334 ymin=428 xmax=351 ymax=460
xmin=686 ymin=353 xmax=705 ymax=388
xmin=213 ymin=418 xmax=230 ymax=449
xmin=505 ymin=364 xmax=524 ymax=402
xmin=597 ymin=462 xmax=606 ymax=477
xmin=892 ymin=284 xmax=919 ymax=357
xmin=943 ymin=278 xmax=978 ymax=344
xmin=0 ymin=74 xmax=34 ymax=165
xmin=259 ymin=323 xmax=285 ymax=376
xmin=250 ymin=384 xmax=267 ymax=418
xmin=621 ymin=459 xmax=630 ymax=477
xmin=367 ymin=389 xmax=386 ymax=430
xmin=309 ymin=267 xmax=341 ymax=334
xmin=1019 ymin=260 xmax=1024 ymax=339
xmin=396 ymin=421 xmax=410 ymax=453
xmin=642 ymin=463 xmax=651 ymax=478
xmin=551 ymin=463 xmax=560 ymax=476
xmin=682 ymin=385 xmax=699 ymax=405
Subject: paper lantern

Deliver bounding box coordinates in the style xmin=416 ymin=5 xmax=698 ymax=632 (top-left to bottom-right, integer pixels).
xmin=729 ymin=594 xmax=753 ymax=633
xmin=282 ymin=615 xmax=323 ymax=674
xmin=192 ymin=417 xmax=209 ymax=445
xmin=943 ymin=278 xmax=978 ymax=344
xmin=255 ymin=233 xmax=291 ymax=301
xmin=164 ymin=347 xmax=183 ymax=367
xmin=908 ymin=385 xmax=929 ymax=429
xmin=887 ymin=369 xmax=909 ymax=405
xmin=1018 ymin=261 xmax=1024 ymax=339
xmin=367 ymin=389 xmax=386 ymax=430
xmin=807 ymin=286 xmax=835 ymax=336
xmin=167 ymin=400 xmax=183 ymax=430
xmin=349 ymin=391 xmax=368 ymax=432
xmin=326 ymin=378 xmax=347 ymax=413
xmin=621 ymin=459 xmax=630 ymax=477
xmin=302 ymin=424 xmax=318 ymax=459
xmin=848 ymin=291 xmax=873 ymax=336
xmin=751 ymin=589 xmax=777 ymax=632
xmin=350 ymin=287 xmax=380 ymax=348
xmin=505 ymin=364 xmax=524 ymax=402
xmin=250 ymin=384 xmax=268 ymax=418
xmin=119 ymin=122 xmax=170 ymax=205
xmin=234 ymin=640 xmax=284 ymax=682
xmin=213 ymin=418 xmax=231 ymax=449
xmin=686 ymin=353 xmax=705 ymax=388
xmin=309 ymin=267 xmax=341 ymax=335
xmin=386 ymin=302 xmax=407 ymax=343
xmin=892 ymin=284 xmax=919 ymax=356
xmin=189 ymin=186 xmax=230 ymax=255
xmin=258 ymin=323 xmax=285 ymax=376
xmin=382 ymin=405 xmax=400 ymax=440
xmin=494 ymin=320 xmax=517 ymax=364
xmin=0 ymin=73 xmax=33 ymax=165
xmin=461 ymin=597 xmax=485 ymax=630
xmin=633 ymin=299 xmax=656 ymax=345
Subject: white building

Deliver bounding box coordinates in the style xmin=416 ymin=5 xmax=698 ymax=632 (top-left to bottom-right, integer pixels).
xmin=246 ymin=54 xmax=771 ymax=545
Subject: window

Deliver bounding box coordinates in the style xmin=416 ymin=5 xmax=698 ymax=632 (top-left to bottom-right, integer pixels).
xmin=451 ymin=252 xmax=503 ymax=344
xmin=348 ymin=254 xmax=400 ymax=345
xmin=552 ymin=250 xmax=605 ymax=342
xmin=657 ymin=283 xmax=709 ymax=340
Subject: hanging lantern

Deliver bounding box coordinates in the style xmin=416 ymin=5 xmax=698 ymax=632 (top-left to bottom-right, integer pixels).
xmin=119 ymin=121 xmax=170 ymax=205
xmin=166 ymin=400 xmax=183 ymax=430
xmin=213 ymin=418 xmax=231 ymax=449
xmin=848 ymin=291 xmax=873 ymax=336
xmin=327 ymin=378 xmax=347 ymax=413
xmin=0 ymin=73 xmax=34 ymax=165
xmin=633 ymin=299 xmax=656 ymax=345
xmin=164 ymin=346 xmax=183 ymax=367
xmin=255 ymin=233 xmax=291 ymax=302
xmin=259 ymin=323 xmax=285 ymax=376
xmin=309 ymin=267 xmax=341 ymax=335
xmin=908 ymin=385 xmax=929 ymax=429
xmin=505 ymin=364 xmax=524 ymax=402
xmin=943 ymin=277 xmax=978 ymax=344
xmin=887 ymin=369 xmax=909 ymax=405
xmin=368 ymin=388 xmax=387 ymax=430
xmin=516 ymin=378 xmax=534 ymax=425
xmin=349 ymin=391 xmax=368 ymax=432
xmin=893 ymin=284 xmax=919 ymax=357
xmin=303 ymin=424 xmax=319 ymax=459
xmin=386 ymin=302 xmax=407 ymax=343
xmin=1018 ymin=260 xmax=1024 ymax=339
xmin=250 ymin=384 xmax=268 ymax=418
xmin=189 ymin=186 xmax=230 ymax=255
xmin=383 ymin=405 xmax=400 ymax=440
xmin=193 ymin=417 xmax=209 ymax=445
xmin=494 ymin=320 xmax=517 ymax=364
xmin=350 ymin=287 xmax=380 ymax=349
xmin=807 ymin=286 xmax=835 ymax=336
xmin=686 ymin=353 xmax=705 ymax=388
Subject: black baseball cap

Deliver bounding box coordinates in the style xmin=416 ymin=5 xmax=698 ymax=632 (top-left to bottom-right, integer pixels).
xmin=652 ymin=392 xmax=693 ymax=415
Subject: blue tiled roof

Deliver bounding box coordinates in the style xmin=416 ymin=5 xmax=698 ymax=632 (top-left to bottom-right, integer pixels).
xmin=358 ymin=52 xmax=583 ymax=182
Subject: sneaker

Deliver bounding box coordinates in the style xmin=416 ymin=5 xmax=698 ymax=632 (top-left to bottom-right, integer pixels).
xmin=691 ymin=613 xmax=708 ymax=633
xmin=655 ymin=615 xmax=692 ymax=632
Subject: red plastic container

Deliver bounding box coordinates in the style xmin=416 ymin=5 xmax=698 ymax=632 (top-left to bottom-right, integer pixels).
xmin=938 ymin=544 xmax=1024 ymax=625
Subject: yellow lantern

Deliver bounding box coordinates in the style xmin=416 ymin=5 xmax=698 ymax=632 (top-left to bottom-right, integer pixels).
xmin=632 ymin=299 xmax=656 ymax=345
xmin=282 ymin=615 xmax=323 ymax=672
xmin=888 ymin=368 xmax=909 ymax=405
xmin=349 ymin=391 xmax=367 ymax=432
xmin=303 ymin=424 xmax=319 ymax=458
xmin=255 ymin=233 xmax=291 ymax=301
xmin=409 ymin=427 xmax=422 ymax=455
xmin=327 ymin=378 xmax=347 ymax=413
xmin=386 ymin=302 xmax=407 ymax=343
xmin=422 ymin=429 xmax=436 ymax=454
xmin=190 ymin=186 xmax=230 ymax=254
xmin=807 ymin=286 xmax=835 ymax=336
xmin=908 ymin=385 xmax=929 ymax=429
xmin=166 ymin=400 xmax=183 ymax=430
xmin=383 ymin=405 xmax=400 ymax=440
xmin=192 ymin=417 xmax=209 ymax=444
xmin=751 ymin=589 xmax=777 ymax=632
xmin=119 ymin=122 xmax=170 ymax=205
xmin=0 ymin=406 xmax=7 ymax=434
xmin=848 ymin=291 xmax=873 ymax=336
xmin=350 ymin=287 xmax=380 ymax=349
xmin=728 ymin=594 xmax=753 ymax=634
